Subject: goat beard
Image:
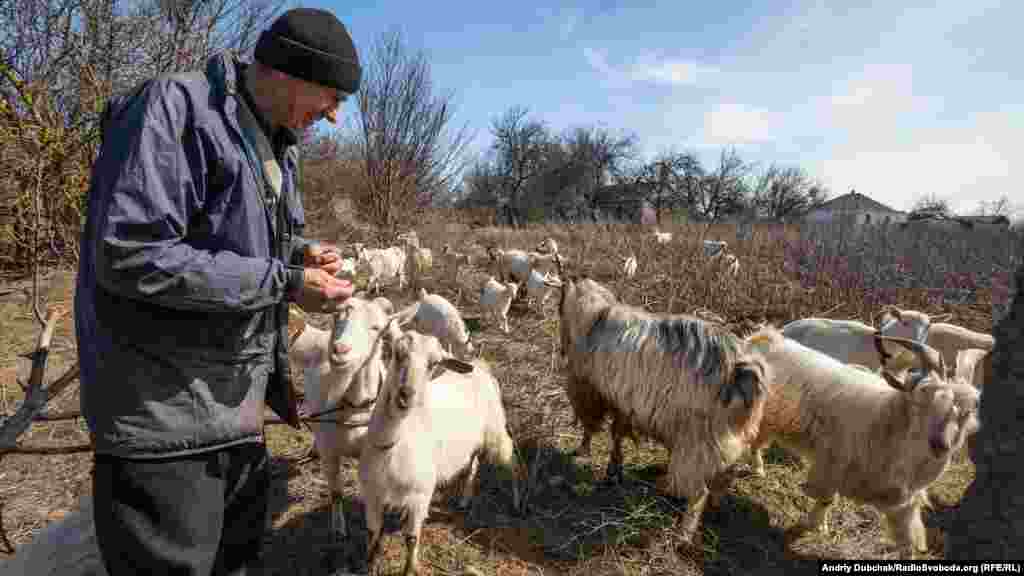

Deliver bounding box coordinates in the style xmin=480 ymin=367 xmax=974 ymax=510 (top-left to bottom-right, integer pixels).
xmin=928 ymin=414 xmax=958 ymax=459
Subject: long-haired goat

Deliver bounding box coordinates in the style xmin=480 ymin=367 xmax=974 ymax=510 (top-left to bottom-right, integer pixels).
xmin=556 ymin=274 xmax=772 ymax=545
xmin=744 ymin=328 xmax=980 ymax=558
xmin=360 ymin=328 xmax=521 ymax=576
xmin=289 ymin=297 xmax=392 ymax=541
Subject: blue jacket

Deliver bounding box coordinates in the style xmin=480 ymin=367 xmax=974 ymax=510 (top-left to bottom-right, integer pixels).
xmin=75 ymin=52 xmax=313 ymax=457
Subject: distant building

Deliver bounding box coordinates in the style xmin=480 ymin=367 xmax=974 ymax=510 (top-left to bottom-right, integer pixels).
xmin=805 ymin=190 xmax=907 ymax=226
xmin=899 ymin=213 xmax=1011 ymax=231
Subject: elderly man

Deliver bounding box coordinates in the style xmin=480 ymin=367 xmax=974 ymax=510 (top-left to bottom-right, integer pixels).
xmin=74 ymin=8 xmax=361 ymax=575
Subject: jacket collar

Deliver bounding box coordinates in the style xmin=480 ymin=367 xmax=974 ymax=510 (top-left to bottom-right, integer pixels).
xmin=205 ymin=52 xmax=299 ymax=151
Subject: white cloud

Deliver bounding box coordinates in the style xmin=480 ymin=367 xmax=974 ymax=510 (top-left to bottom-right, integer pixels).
xmin=814 ymin=63 xmax=927 ymax=136
xmin=628 ymin=52 xmax=718 ymax=87
xmin=702 ymin=103 xmax=779 ymax=145
xmin=584 ymin=48 xmax=717 ymax=88
xmin=812 ymin=110 xmax=1019 ymax=214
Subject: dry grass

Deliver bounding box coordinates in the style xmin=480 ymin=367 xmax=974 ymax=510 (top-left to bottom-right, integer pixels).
xmin=0 ymin=218 xmax=1016 ymax=575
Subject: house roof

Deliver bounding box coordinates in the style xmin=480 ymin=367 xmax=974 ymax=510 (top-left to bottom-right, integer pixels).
xmin=811 ymin=190 xmax=904 ymax=214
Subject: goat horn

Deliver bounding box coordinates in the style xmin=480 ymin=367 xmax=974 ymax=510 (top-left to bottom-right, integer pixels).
xmin=881 ymin=370 xmax=907 ymax=391
xmin=876 ymin=336 xmax=944 ymax=380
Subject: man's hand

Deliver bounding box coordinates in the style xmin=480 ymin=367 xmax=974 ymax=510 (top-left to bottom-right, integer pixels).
xmin=292 ymin=268 xmax=354 ymax=314
xmin=304 ymin=242 xmax=343 ymax=277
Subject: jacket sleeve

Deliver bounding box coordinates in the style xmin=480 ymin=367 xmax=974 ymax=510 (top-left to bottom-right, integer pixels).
xmin=93 ymin=78 xmax=294 ymax=312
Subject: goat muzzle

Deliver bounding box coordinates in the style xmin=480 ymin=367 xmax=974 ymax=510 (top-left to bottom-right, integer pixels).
xmin=396 ymin=385 xmax=414 ymax=410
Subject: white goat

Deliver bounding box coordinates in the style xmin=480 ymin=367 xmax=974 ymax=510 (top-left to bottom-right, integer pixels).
xmin=883 ymin=315 xmax=995 ymax=375
xmin=709 ymin=250 xmax=740 ymax=277
xmin=359 ymin=329 xmax=521 ymax=576
xmin=440 ymin=243 xmax=474 ymax=284
xmin=557 ymin=274 xmax=773 ymax=546
xmin=651 ymin=229 xmax=672 ymax=244
xmin=620 ymin=254 xmax=638 ymax=278
xmin=536 ymin=237 xmax=559 ymax=254
xmin=487 ymin=247 xmax=531 ymax=284
xmin=357 ymin=245 xmax=407 ymax=294
xmin=392 ymin=288 xmax=475 ymax=360
xmin=527 ymin=251 xmax=563 ymax=277
xmin=398 ymin=232 xmax=432 ymax=291
xmin=702 ymin=240 xmax=729 ymax=258
xmin=479 ymin=276 xmax=520 ymax=333
xmin=782 ymin=316 xmax=932 ymax=374
xmin=524 ymin=268 xmax=562 ymax=311
xmin=288 ymin=297 xmax=392 ymax=541
xmin=744 ymin=328 xmax=980 ymax=558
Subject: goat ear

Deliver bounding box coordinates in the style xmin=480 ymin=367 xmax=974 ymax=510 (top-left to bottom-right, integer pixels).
xmin=439 ymin=358 xmax=475 ymax=374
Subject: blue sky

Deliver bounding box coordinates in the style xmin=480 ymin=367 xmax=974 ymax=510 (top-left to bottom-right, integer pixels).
xmin=304 ymin=0 xmax=1021 ymax=215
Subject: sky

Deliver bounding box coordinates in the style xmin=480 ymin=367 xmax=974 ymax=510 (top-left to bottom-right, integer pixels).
xmin=306 ymin=0 xmax=1022 ymax=216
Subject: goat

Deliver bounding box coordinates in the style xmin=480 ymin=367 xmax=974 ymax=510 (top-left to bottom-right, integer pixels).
xmin=651 ymin=229 xmax=672 ymax=244
xmin=782 ymin=316 xmax=932 ymax=374
xmin=557 ymin=273 xmax=772 ymax=546
xmin=954 ymin=348 xmax=990 ymax=389
xmin=440 ymin=243 xmax=474 ymax=285
xmin=487 ymin=247 xmax=531 ymax=284
xmin=392 ymin=288 xmax=475 ymax=360
xmin=289 ymin=297 xmax=392 ymax=541
xmin=536 ymin=237 xmax=559 ymax=255
xmin=479 ymin=276 xmax=520 ymax=333
xmin=744 ymin=328 xmax=980 ymax=558
xmin=359 ymin=328 xmax=521 ymax=576
xmin=883 ymin=316 xmax=994 ymax=375
xmin=357 ymin=245 xmax=407 ymax=294
xmin=398 ymin=232 xmax=432 ymax=291
xmin=524 ymin=268 xmax=562 ymax=311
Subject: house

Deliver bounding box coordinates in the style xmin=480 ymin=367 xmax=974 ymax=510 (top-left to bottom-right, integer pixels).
xmin=805 ymin=190 xmax=907 ymax=226
xmin=898 ymin=213 xmax=1011 ymax=231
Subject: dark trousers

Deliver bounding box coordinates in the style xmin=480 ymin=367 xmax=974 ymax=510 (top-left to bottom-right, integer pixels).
xmin=92 ymin=442 xmax=270 ymax=576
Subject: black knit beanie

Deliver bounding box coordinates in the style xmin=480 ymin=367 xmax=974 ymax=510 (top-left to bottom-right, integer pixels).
xmin=253 ymin=8 xmax=362 ymax=94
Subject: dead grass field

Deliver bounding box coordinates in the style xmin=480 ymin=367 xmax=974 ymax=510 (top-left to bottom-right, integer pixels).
xmin=0 ymin=218 xmax=1016 ymax=575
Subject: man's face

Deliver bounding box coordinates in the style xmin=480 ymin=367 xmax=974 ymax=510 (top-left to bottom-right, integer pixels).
xmin=279 ymin=72 xmax=345 ymax=130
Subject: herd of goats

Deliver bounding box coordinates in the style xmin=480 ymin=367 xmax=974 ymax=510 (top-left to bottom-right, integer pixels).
xmin=6 ymin=228 xmax=996 ymax=575
xmin=278 ymin=228 xmax=995 ymax=574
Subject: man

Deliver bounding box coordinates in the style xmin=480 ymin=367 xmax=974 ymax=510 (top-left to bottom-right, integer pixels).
xmin=74 ymin=8 xmax=361 ymax=575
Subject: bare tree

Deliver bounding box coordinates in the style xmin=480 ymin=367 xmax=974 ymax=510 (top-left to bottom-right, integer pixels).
xmin=628 ymin=149 xmax=703 ymax=223
xmin=908 ymin=192 xmax=953 ymax=220
xmin=689 ymin=148 xmax=750 ymax=221
xmin=353 ymin=27 xmax=474 ymax=230
xmin=486 ymin=104 xmax=551 ymax=223
xmin=750 ymin=163 xmax=830 ymax=221
xmin=976 ymin=194 xmax=1018 ymax=219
